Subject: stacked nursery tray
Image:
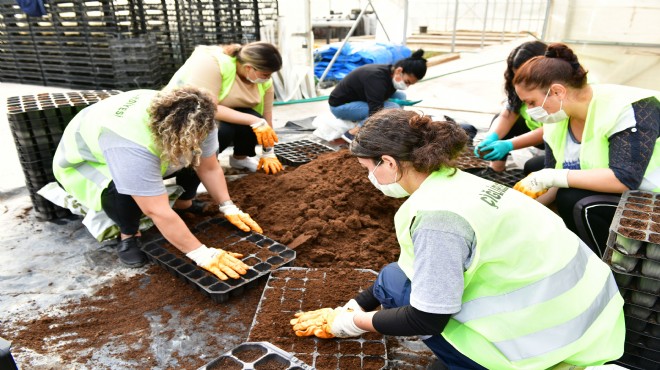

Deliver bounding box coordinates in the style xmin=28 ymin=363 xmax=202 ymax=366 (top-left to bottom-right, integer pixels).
xmin=602 ymin=190 xmax=660 ymax=369
xmin=199 ymin=342 xmax=313 ymax=370
xmin=141 ymin=217 xmax=296 ymax=303
xmin=248 ymin=267 xmax=387 ymax=370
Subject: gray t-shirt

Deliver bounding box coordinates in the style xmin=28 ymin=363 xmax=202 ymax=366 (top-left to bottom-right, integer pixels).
xmin=99 ymin=127 xmax=219 ymax=196
xmin=409 ymin=210 xmax=476 ymax=315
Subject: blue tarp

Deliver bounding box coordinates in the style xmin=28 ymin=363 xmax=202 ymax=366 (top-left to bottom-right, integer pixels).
xmin=314 ymin=42 xmax=412 ymax=81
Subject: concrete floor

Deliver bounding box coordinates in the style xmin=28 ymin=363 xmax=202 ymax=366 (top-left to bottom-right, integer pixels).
xmin=0 ymin=37 xmax=538 ymax=368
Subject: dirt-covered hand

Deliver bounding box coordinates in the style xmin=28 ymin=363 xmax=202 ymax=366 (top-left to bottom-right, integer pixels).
xmin=186 ymin=244 xmax=249 ymax=280
xmin=258 ymin=148 xmax=283 ymax=175
xmin=250 ymin=119 xmax=278 ymax=148
xmin=219 ymin=201 xmax=263 ymax=233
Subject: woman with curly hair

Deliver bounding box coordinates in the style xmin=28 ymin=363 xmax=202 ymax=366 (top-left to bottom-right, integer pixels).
xmin=53 ymin=87 xmax=260 ymax=279
xmin=168 ymin=41 xmax=284 ymax=174
xmin=290 ymin=109 xmax=623 ymax=370
xmin=474 ymin=40 xmax=548 ymax=174
xmin=512 ymin=42 xmax=660 ymax=256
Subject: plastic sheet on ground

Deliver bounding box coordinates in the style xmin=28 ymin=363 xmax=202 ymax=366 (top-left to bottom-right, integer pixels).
xmin=313 ymin=42 xmax=411 ymax=81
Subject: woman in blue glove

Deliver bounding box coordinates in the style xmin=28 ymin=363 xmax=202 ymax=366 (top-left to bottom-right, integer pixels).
xmin=291 ymin=109 xmax=623 ymax=369
xmin=474 ymin=41 xmax=549 ymax=174
xmin=512 ymin=42 xmax=660 ymax=256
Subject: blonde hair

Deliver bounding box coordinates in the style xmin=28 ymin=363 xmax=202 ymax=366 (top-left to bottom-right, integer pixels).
xmin=148 ymin=86 xmax=216 ymax=168
xmin=223 ymin=41 xmax=282 ymax=72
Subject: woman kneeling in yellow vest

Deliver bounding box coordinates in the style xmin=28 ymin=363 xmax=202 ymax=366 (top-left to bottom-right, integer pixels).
xmin=289 ymin=109 xmax=624 ymax=369
xmin=512 ymin=43 xmax=660 ymax=257
xmin=53 ymin=87 xmax=260 ymax=278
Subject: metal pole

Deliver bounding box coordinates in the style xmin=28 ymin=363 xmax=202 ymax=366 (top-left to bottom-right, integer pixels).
xmin=317 ymin=1 xmax=371 ymax=84
xmin=540 ymin=0 xmax=551 ymax=41
xmin=402 ymin=0 xmax=408 ymax=46
xmin=451 ymin=0 xmax=459 ymax=53
xmin=480 ymin=0 xmax=489 ymax=49
xmin=501 ymin=0 xmax=509 ymax=44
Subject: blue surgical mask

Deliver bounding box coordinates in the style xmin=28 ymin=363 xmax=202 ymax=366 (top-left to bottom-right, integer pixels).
xmin=368 ymin=160 xmax=410 ymax=198
xmin=527 ymin=87 xmax=568 ymax=124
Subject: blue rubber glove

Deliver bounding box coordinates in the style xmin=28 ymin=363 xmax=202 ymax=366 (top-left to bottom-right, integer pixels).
xmin=481 ymin=140 xmax=514 ymax=161
xmin=474 ymin=132 xmax=499 ymax=157
xmin=388 ymin=98 xmax=422 ymax=106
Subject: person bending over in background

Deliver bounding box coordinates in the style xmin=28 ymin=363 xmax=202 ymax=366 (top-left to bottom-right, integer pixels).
xmin=512 ymin=42 xmax=660 ymax=257
xmin=328 ymin=49 xmax=428 ymax=143
xmin=53 ymin=87 xmax=260 ymax=280
xmin=168 ymin=41 xmax=284 ymax=174
xmin=290 ymin=109 xmax=623 ymax=370
xmin=474 ymin=40 xmax=549 ymax=175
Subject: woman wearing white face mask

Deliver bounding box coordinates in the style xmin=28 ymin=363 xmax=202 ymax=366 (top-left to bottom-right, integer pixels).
xmin=167 ymin=42 xmax=284 ymax=175
xmin=328 ymin=49 xmax=427 ymax=143
xmin=289 ymin=109 xmax=624 ymax=370
xmin=512 ymin=42 xmax=660 ymax=257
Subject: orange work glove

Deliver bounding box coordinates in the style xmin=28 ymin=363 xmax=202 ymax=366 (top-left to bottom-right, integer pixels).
xmin=513 ymin=168 xmax=570 ymax=199
xmin=258 ymin=147 xmax=283 ymax=175
xmin=250 ymin=119 xmax=279 ymax=148
xmin=218 ymin=200 xmax=263 ymax=233
xmin=186 ymin=244 xmax=249 ymax=280
xmin=290 ymin=307 xmax=367 ymax=339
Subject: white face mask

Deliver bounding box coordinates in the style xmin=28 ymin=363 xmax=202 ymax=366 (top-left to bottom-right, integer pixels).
xmin=392 ymin=73 xmax=408 ymax=90
xmin=246 ymin=67 xmax=270 ymax=84
xmin=526 ymin=87 xmax=569 ymax=124
xmin=368 ymin=160 xmax=410 ymax=198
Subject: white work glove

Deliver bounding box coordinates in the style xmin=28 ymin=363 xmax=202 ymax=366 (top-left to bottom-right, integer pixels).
xmin=290 ymin=307 xmax=367 ymax=339
xmin=513 ymin=168 xmax=570 ymax=199
xmin=186 ymin=244 xmax=249 ymax=280
xmin=343 ymin=299 xmax=365 ymax=312
xmin=219 ymin=200 xmax=263 ymax=233
xmin=250 ymin=119 xmax=278 ymax=148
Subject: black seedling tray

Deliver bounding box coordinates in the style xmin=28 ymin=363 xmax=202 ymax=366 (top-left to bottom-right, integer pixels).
xmin=248 ymin=267 xmax=387 ymax=370
xmin=456 ymin=145 xmax=489 ymax=171
xmin=199 ymin=341 xmax=313 ymax=370
xmin=141 ymin=218 xmax=296 ymax=303
xmin=471 ymin=168 xmax=526 ymax=188
xmin=274 ymin=140 xmax=336 ymax=166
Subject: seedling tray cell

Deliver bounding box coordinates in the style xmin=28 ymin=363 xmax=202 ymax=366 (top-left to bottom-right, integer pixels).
xmin=199 ymin=341 xmax=313 ymax=370
xmin=274 ymin=140 xmax=336 ymax=166
xmin=248 ymin=267 xmax=387 ymax=370
xmin=472 ymin=168 xmax=525 ymax=188
xmin=141 ymin=218 xmax=296 ymax=303
xmin=456 ymin=145 xmax=489 ymax=171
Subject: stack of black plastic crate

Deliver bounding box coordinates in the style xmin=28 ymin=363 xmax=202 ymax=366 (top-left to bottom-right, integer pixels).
xmin=602 ymin=190 xmax=660 ymax=369
xmin=6 ymin=90 xmax=122 ymax=220
xmin=0 ymin=0 xmax=279 ymax=90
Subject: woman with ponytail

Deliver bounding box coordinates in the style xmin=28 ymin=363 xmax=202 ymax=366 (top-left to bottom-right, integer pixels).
xmin=168 ymin=42 xmax=284 ymax=174
xmin=290 ymin=109 xmax=623 ymax=370
xmin=328 ymin=49 xmax=428 ymax=142
xmin=512 ymin=42 xmax=660 ymax=257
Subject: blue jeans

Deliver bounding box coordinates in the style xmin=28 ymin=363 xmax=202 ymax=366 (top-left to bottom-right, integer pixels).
xmin=329 ymin=91 xmax=407 ymax=126
xmin=373 ymin=263 xmax=486 ymax=370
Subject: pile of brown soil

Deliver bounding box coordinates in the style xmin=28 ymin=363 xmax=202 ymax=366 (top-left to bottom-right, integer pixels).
xmin=6 ymin=149 xmax=417 ymax=368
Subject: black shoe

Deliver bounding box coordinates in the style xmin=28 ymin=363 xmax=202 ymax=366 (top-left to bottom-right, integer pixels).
xmin=173 ymin=199 xmax=212 ymax=216
xmin=117 ymin=236 xmax=147 ymax=267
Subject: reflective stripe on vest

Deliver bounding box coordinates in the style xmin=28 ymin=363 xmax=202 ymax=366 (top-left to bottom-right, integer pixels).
xmin=543 ymin=84 xmax=660 ymax=191
xmin=395 ymin=169 xmax=624 ymax=369
xmin=53 ymin=90 xmax=165 ymax=211
xmin=166 ymin=46 xmax=272 ymax=115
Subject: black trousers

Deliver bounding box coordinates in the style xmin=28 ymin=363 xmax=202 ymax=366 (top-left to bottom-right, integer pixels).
xmin=100 ymin=167 xmax=201 ymax=235
xmin=218 ymin=108 xmax=261 ymax=156
xmin=555 ymin=188 xmax=621 ymax=257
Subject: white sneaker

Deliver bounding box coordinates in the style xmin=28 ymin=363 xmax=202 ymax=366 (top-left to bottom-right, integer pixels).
xmin=229 ymin=156 xmax=258 ymax=172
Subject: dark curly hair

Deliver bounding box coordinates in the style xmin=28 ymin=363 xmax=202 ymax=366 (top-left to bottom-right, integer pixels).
xmin=504 ymin=41 xmax=547 ymax=113
xmin=350 ymin=109 xmax=468 ymax=176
